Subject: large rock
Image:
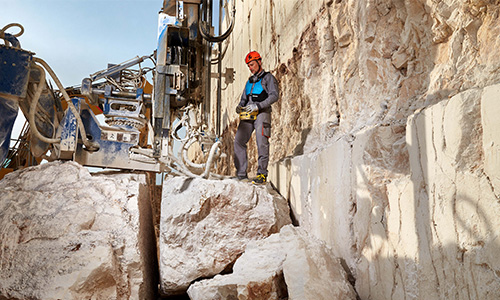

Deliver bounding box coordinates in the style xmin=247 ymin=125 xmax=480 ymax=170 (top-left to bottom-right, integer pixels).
xmin=187 ymin=225 xmax=357 ymax=300
xmin=0 ymin=161 xmax=156 ymax=300
xmin=159 ymin=176 xmax=291 ymax=295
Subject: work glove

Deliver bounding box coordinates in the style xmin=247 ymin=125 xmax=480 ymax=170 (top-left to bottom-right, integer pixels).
xmin=236 ymin=105 xmax=243 ymax=113
xmin=244 ymin=104 xmax=259 ymax=113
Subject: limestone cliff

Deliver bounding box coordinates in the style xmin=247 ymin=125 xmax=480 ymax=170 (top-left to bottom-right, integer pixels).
xmin=216 ymin=0 xmax=500 ymax=175
xmin=214 ymin=0 xmax=500 ymax=299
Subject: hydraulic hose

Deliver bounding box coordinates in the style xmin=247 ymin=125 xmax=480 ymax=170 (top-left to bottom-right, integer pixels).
xmin=211 ymin=39 xmax=229 ymax=64
xmin=33 ymin=57 xmax=99 ymax=150
xmin=160 ymin=136 xmax=221 ymax=178
xmin=28 ymin=64 xmax=60 ymax=144
xmin=159 ymin=155 xmax=199 ymax=178
xmin=171 ymin=114 xmax=190 ymax=142
xmin=210 ymin=1 xmax=231 ymax=64
xmin=198 ymin=0 xmax=235 ymax=43
xmin=181 ymin=138 xmax=205 ymax=170
xmin=0 ymin=23 xmax=24 ymax=48
xmin=0 ymin=23 xmax=24 ymax=37
xmin=158 ymin=141 xmax=224 ymax=179
xmin=201 ymin=140 xmax=221 ymax=179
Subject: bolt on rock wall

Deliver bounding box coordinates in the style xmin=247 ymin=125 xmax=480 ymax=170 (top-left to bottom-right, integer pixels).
xmin=213 ymin=0 xmax=500 ymax=299
xmin=0 ymin=161 xmax=157 ymax=300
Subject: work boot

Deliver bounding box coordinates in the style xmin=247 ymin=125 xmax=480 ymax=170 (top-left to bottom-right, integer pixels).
xmin=236 ymin=175 xmax=249 ymax=182
xmin=252 ymin=173 xmax=267 ymax=185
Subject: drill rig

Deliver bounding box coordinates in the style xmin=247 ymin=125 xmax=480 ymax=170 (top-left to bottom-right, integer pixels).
xmin=0 ymin=0 xmax=236 ymax=179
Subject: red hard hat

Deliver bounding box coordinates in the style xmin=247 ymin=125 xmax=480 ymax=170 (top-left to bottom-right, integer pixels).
xmin=245 ymin=51 xmax=261 ymax=64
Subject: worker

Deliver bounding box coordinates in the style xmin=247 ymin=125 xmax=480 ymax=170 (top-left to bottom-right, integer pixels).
xmin=234 ymin=51 xmax=279 ymax=184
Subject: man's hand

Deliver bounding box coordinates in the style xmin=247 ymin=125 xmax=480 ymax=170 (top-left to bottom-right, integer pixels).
xmin=244 ymin=104 xmax=258 ymax=113
xmin=236 ymin=105 xmax=243 ymax=113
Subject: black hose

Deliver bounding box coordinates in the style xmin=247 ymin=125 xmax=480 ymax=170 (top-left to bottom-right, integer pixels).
xmin=198 ymin=0 xmax=235 ymax=43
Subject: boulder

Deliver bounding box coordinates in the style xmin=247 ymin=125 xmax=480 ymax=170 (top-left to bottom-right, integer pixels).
xmin=159 ymin=176 xmax=291 ymax=295
xmin=187 ymin=225 xmax=357 ymax=300
xmin=0 ymin=161 xmax=156 ymax=300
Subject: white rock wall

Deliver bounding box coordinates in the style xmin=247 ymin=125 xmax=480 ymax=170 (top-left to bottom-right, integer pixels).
xmin=271 ymin=85 xmax=500 ymax=299
xmin=216 ymin=0 xmax=500 ymax=172
xmin=0 ymin=162 xmax=156 ymax=300
xmin=393 ymin=86 xmax=500 ymax=299
xmin=214 ymin=0 xmax=500 ymax=298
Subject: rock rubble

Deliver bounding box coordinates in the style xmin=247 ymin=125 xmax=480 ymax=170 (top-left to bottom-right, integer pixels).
xmin=159 ymin=176 xmax=292 ymax=296
xmin=187 ymin=225 xmax=357 ymax=300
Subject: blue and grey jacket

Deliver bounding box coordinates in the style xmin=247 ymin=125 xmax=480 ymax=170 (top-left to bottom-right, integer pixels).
xmin=239 ymin=70 xmax=279 ymax=113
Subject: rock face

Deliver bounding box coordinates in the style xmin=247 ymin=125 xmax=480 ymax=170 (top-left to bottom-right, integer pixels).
xmin=187 ymin=225 xmax=357 ymax=300
xmin=0 ymin=161 xmax=156 ymax=300
xmin=217 ymin=1 xmax=500 ymax=175
xmin=389 ymin=86 xmax=500 ymax=300
xmin=159 ymin=176 xmax=291 ymax=295
xmin=270 ymin=86 xmax=500 ymax=299
xmin=212 ymin=0 xmax=500 ymax=299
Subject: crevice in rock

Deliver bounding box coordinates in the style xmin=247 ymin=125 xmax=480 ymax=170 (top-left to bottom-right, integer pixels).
xmin=428 ymin=183 xmax=443 ymax=292
xmin=19 ymin=236 xmax=59 ymax=244
xmin=348 ymin=144 xmax=358 ymax=261
xmin=138 ymin=178 xmax=159 ymax=300
xmin=339 ymin=257 xmax=357 ymax=294
xmin=467 ymin=256 xmax=480 ymax=299
xmin=483 ymin=172 xmax=500 ymax=200
xmin=159 ymin=293 xmax=190 ymax=300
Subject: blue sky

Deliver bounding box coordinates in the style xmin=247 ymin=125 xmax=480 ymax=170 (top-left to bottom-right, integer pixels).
xmin=2 ymin=0 xmax=161 ymax=86
xmin=2 ymin=0 xmax=163 ymax=147
xmin=3 ymin=0 xmax=223 ymax=168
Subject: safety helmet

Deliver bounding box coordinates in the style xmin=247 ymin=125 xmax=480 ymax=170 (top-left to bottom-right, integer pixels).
xmin=245 ymin=51 xmax=261 ymax=64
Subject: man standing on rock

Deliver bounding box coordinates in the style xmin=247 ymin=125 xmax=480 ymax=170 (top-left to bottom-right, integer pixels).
xmin=234 ymin=51 xmax=279 ymax=184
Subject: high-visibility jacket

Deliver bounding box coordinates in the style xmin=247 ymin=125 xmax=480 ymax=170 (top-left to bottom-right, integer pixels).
xmin=239 ymin=70 xmax=279 ymax=113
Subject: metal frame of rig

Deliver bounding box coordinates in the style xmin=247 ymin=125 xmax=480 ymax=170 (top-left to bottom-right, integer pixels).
xmin=0 ymin=0 xmax=236 ymax=180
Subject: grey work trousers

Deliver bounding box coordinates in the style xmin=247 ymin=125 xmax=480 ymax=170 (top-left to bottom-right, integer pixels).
xmin=234 ymin=111 xmax=271 ymax=177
